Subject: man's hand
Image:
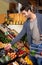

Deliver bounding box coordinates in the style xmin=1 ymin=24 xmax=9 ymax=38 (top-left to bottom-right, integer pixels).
xmin=4 ymin=43 xmax=11 ymax=50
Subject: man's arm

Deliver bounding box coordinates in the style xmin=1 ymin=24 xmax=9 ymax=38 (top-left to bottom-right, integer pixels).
xmin=10 ymin=22 xmax=27 ymax=45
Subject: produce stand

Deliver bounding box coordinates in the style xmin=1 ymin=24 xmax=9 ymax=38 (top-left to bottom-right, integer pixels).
xmin=0 ymin=20 xmax=42 ymax=65
xmin=0 ymin=45 xmax=32 ymax=65
xmin=0 ymin=17 xmax=33 ymax=65
xmin=0 ymin=28 xmax=32 ymax=65
xmin=0 ymin=57 xmax=17 ymax=65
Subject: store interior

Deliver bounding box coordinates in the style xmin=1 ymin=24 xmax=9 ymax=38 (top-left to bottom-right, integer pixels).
xmin=0 ymin=0 xmax=42 ymax=65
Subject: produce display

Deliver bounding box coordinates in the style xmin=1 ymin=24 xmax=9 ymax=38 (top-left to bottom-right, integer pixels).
xmin=13 ymin=61 xmax=19 ymax=65
xmin=0 ymin=48 xmax=17 ymax=64
xmin=0 ymin=55 xmax=10 ymax=63
xmin=4 ymin=13 xmax=27 ymax=25
xmin=0 ymin=42 xmax=6 ymax=49
xmin=0 ymin=49 xmax=10 ymax=63
xmin=7 ymin=52 xmax=17 ymax=60
xmin=18 ymin=57 xmax=28 ymax=65
xmin=8 ymin=61 xmax=19 ymax=65
xmin=0 ymin=24 xmax=33 ymax=65
xmin=0 ymin=13 xmax=42 ymax=65
xmin=0 ymin=43 xmax=33 ymax=65
xmin=0 ymin=24 xmax=18 ymax=43
xmin=24 ymin=56 xmax=33 ymax=65
xmin=0 ymin=40 xmax=33 ymax=65
xmin=0 ymin=31 xmax=12 ymax=43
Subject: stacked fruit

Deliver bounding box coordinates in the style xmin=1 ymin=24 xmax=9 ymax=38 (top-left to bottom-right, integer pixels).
xmin=0 ymin=49 xmax=11 ymax=63
xmin=24 ymin=56 xmax=33 ymax=65
xmin=7 ymin=52 xmax=17 ymax=60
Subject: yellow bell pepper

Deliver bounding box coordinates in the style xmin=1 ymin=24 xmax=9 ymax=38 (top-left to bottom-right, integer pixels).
xmin=24 ymin=56 xmax=33 ymax=65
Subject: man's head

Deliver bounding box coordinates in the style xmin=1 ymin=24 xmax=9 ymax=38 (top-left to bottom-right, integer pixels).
xmin=21 ymin=5 xmax=32 ymax=18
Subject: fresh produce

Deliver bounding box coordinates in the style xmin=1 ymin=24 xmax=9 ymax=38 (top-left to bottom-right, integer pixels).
xmin=0 ymin=42 xmax=4 ymax=48
xmin=30 ymin=50 xmax=36 ymax=56
xmin=0 ymin=48 xmax=17 ymax=64
xmin=24 ymin=56 xmax=33 ymax=65
xmin=21 ymin=47 xmax=30 ymax=54
xmin=7 ymin=52 xmax=17 ymax=60
xmin=0 ymin=49 xmax=5 ymax=57
xmin=9 ymin=13 xmax=27 ymax=25
xmin=0 ymin=55 xmax=10 ymax=63
xmin=13 ymin=61 xmax=19 ymax=65
xmin=12 ymin=44 xmax=17 ymax=49
xmin=0 ymin=42 xmax=8 ymax=49
xmin=19 ymin=58 xmax=28 ymax=65
xmin=17 ymin=49 xmax=26 ymax=57
xmin=0 ymin=30 xmax=11 ymax=43
xmin=12 ymin=42 xmax=24 ymax=50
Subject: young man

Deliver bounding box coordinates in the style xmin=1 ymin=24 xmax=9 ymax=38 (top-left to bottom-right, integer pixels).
xmin=5 ymin=6 xmax=42 ymax=46
xmin=5 ymin=5 xmax=42 ymax=65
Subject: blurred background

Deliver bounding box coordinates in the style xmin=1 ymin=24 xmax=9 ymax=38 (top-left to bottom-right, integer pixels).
xmin=0 ymin=0 xmax=42 ymax=33
xmin=0 ymin=0 xmax=42 ymax=14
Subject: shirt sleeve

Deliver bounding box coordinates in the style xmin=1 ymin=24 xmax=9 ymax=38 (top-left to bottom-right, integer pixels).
xmin=10 ymin=22 xmax=27 ymax=45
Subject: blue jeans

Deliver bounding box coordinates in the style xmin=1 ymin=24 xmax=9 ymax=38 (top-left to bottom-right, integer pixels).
xmin=37 ymin=57 xmax=42 ymax=65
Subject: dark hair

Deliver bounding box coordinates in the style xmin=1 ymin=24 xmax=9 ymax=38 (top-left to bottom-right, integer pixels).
xmin=21 ymin=4 xmax=32 ymax=12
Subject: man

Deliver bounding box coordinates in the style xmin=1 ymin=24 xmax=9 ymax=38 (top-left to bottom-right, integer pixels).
xmin=5 ymin=6 xmax=42 ymax=46
xmin=5 ymin=5 xmax=42 ymax=65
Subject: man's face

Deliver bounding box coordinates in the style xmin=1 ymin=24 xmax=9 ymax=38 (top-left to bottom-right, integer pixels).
xmin=22 ymin=10 xmax=30 ymax=18
xmin=22 ymin=10 xmax=28 ymax=17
